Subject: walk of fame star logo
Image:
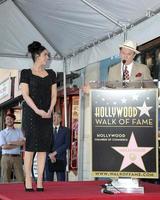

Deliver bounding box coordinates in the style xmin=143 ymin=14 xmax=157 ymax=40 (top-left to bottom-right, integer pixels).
xmin=137 ymin=101 xmax=152 ymax=117
xmin=112 ymin=132 xmax=153 ymax=171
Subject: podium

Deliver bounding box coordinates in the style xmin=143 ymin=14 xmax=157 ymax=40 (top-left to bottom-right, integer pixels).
xmin=89 ymin=80 xmax=159 ymax=194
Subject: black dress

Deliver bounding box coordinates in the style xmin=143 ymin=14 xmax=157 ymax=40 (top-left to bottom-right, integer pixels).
xmin=20 ymin=69 xmax=56 ymax=152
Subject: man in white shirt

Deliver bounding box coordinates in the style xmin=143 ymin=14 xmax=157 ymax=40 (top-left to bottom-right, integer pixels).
xmin=0 ymin=113 xmax=25 ymax=183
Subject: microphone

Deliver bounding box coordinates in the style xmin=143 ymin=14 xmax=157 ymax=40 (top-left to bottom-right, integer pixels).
xmin=101 ymin=188 xmax=114 ymax=194
xmin=122 ymin=59 xmax=126 ymax=87
xmin=100 ymin=185 xmax=114 ymax=195
xmin=122 ymin=60 xmax=126 ymax=64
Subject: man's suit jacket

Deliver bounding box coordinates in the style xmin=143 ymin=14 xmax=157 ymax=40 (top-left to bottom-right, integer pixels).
xmin=51 ymin=126 xmax=70 ymax=162
xmin=108 ymin=62 xmax=155 ymax=88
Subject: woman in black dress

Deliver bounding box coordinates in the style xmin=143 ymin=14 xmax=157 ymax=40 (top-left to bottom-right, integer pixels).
xmin=20 ymin=41 xmax=57 ymax=191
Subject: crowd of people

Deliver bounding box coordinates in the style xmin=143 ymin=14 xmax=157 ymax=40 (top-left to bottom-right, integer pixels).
xmin=0 ymin=39 xmax=154 ymax=192
xmin=0 ymin=110 xmax=70 ymax=184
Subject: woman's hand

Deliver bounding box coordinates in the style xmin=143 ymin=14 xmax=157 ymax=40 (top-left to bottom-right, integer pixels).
xmin=47 ymin=109 xmax=52 ymax=117
xmin=36 ymin=109 xmax=51 ymax=118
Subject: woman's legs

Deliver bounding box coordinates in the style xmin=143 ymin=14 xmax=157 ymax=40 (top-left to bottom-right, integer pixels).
xmin=37 ymin=152 xmax=46 ymax=188
xmin=24 ymin=151 xmax=34 ymax=189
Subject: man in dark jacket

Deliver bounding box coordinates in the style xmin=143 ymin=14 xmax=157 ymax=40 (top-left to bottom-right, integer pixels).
xmin=45 ymin=112 xmax=70 ymax=181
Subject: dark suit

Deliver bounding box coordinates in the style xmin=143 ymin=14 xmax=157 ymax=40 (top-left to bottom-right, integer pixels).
xmin=45 ymin=126 xmax=70 ymax=181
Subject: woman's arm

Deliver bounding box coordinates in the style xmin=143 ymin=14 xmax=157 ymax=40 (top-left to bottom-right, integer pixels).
xmin=48 ymin=83 xmax=57 ymax=115
xmin=20 ymin=83 xmax=48 ymax=117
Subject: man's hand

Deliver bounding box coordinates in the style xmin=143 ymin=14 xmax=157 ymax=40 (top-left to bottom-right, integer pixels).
xmin=82 ymin=84 xmax=90 ymax=94
xmin=8 ymin=139 xmax=25 ymax=146
xmin=48 ymin=151 xmax=57 ymax=163
xmin=2 ymin=144 xmax=17 ymax=149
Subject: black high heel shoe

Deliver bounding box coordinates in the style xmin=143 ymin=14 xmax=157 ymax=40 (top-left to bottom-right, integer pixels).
xmin=25 ymin=188 xmax=34 ymax=192
xmin=36 ymin=187 xmax=44 ymax=192
xmin=36 ymin=179 xmax=44 ymax=192
xmin=24 ymin=181 xmax=34 ymax=192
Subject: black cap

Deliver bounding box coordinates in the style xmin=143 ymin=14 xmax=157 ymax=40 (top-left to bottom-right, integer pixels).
xmin=6 ymin=113 xmax=16 ymax=120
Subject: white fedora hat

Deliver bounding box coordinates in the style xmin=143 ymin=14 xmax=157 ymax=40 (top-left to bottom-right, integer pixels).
xmin=119 ymin=40 xmax=140 ymax=54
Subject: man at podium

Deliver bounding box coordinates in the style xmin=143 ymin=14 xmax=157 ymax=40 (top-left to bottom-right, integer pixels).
xmin=108 ymin=40 xmax=154 ymax=88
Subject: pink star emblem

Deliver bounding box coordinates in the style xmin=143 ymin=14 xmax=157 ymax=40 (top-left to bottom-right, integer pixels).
xmin=112 ymin=132 xmax=153 ymax=171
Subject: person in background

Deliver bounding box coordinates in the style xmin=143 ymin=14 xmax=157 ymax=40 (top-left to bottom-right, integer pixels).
xmin=20 ymin=41 xmax=57 ymax=191
xmin=108 ymin=40 xmax=154 ymax=88
xmin=0 ymin=113 xmax=25 ymax=183
xmin=83 ymin=40 xmax=154 ymax=93
xmin=45 ymin=112 xmax=70 ymax=181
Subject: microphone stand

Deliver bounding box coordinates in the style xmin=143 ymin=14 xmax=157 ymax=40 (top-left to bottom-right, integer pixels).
xmin=122 ymin=60 xmax=126 ymax=87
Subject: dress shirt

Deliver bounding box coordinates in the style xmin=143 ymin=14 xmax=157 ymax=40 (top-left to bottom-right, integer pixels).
xmin=53 ymin=125 xmax=60 ymax=133
xmin=0 ymin=127 xmax=24 ymax=155
xmin=121 ymin=62 xmax=133 ymax=79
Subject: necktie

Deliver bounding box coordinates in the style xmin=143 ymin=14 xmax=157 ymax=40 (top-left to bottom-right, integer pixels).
xmin=54 ymin=127 xmax=58 ymax=139
xmin=123 ymin=65 xmax=129 ymax=80
xmin=54 ymin=126 xmax=58 ymax=139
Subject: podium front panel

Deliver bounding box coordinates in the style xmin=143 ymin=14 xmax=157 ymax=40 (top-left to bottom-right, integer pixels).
xmin=91 ymin=88 xmax=158 ymax=178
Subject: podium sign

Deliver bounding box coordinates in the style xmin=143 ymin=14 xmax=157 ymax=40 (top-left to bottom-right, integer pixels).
xmin=91 ymin=88 xmax=158 ymax=178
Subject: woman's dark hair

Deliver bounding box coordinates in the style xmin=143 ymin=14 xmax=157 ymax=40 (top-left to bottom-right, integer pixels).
xmin=28 ymin=41 xmax=46 ymax=62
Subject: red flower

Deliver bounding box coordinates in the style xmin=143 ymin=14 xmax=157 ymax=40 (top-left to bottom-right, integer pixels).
xmin=135 ymin=72 xmax=142 ymax=77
